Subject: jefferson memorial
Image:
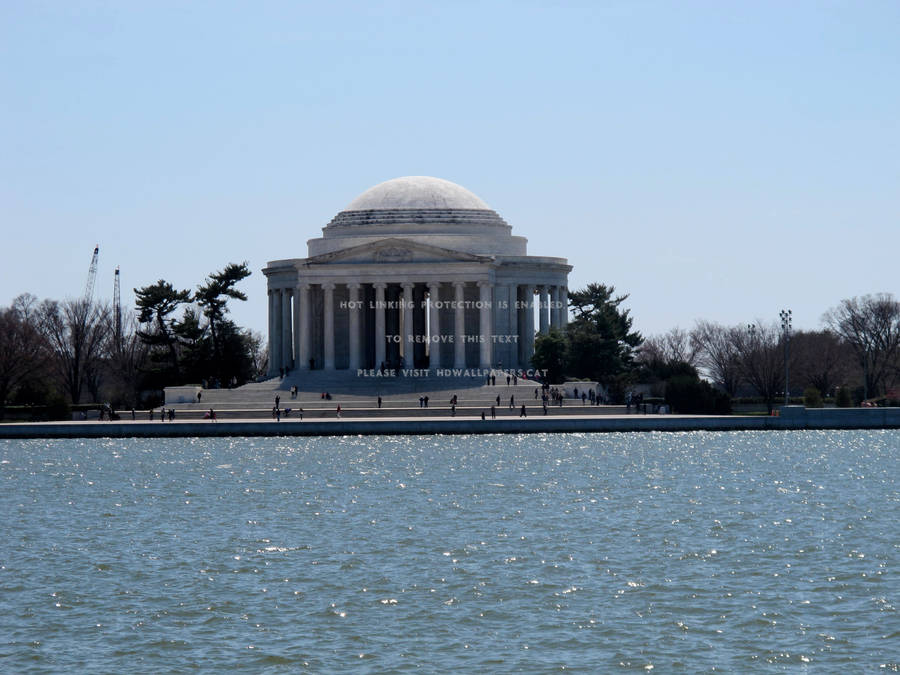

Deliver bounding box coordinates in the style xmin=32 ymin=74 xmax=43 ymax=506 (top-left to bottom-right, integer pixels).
xmin=263 ymin=176 xmax=571 ymax=376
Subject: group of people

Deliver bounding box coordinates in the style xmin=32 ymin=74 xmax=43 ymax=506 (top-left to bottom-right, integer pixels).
xmin=482 ymin=372 xmax=524 ymax=387
xmin=150 ymin=405 xmax=217 ymax=421
xmin=95 ymin=403 xmax=129 ymax=421
xmin=272 ymin=394 xmax=302 ymax=421
xmin=150 ymin=407 xmax=177 ymax=421
xmin=572 ymin=386 xmax=605 ymax=406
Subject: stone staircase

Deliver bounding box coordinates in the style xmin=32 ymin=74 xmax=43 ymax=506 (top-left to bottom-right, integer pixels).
xmin=168 ymin=370 xmax=619 ymax=420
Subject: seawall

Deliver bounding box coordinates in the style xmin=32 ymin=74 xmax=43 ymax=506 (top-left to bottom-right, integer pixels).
xmin=1 ymin=407 xmax=898 ymax=439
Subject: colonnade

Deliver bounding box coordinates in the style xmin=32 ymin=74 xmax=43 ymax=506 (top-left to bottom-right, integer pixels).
xmin=267 ymin=280 xmax=568 ymax=376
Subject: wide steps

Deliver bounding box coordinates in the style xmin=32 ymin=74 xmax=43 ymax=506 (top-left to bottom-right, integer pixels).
xmin=155 ymin=404 xmax=626 ymax=421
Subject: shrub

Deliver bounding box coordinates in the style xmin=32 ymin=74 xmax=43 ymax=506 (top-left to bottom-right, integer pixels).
xmin=45 ymin=395 xmax=71 ymax=421
xmin=665 ymin=376 xmax=731 ymax=415
xmin=834 ymin=387 xmax=852 ymax=407
xmin=803 ymin=387 xmax=823 ymax=408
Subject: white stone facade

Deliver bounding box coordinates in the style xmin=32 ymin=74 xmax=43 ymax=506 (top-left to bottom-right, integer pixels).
xmin=263 ymin=176 xmax=571 ymax=375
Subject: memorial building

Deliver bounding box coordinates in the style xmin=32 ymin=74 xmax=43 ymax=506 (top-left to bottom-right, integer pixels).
xmin=263 ymin=176 xmax=571 ymax=375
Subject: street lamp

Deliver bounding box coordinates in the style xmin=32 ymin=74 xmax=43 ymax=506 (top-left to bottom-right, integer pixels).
xmin=779 ymin=309 xmax=792 ymax=406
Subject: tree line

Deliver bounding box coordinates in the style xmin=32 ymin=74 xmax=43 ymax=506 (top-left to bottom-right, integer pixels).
xmin=2 ymin=268 xmax=897 ymax=418
xmin=532 ymin=286 xmax=900 ymax=413
xmin=0 ymin=262 xmax=263 ymax=419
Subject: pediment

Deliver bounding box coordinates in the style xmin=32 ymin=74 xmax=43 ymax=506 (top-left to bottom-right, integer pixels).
xmin=304 ymin=238 xmax=493 ymax=265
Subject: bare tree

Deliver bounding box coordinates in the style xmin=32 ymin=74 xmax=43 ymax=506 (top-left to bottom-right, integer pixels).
xmin=691 ymin=320 xmax=743 ymax=396
xmin=38 ymin=298 xmax=110 ymax=404
xmin=824 ymin=293 xmax=900 ymax=399
xmin=245 ymin=330 xmax=267 ymax=381
xmin=791 ymin=329 xmax=852 ymax=397
xmin=732 ymin=321 xmax=785 ymax=414
xmin=104 ymin=309 xmax=148 ymax=407
xmin=639 ymin=327 xmax=700 ymax=368
xmin=0 ymin=294 xmax=48 ymax=414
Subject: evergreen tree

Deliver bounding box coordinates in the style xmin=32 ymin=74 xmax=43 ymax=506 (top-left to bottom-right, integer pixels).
xmin=531 ymin=327 xmax=568 ymax=383
xmin=564 ymin=283 xmax=643 ymax=386
xmin=134 ymin=280 xmax=192 ymax=379
xmin=194 ymin=262 xmax=251 ymax=383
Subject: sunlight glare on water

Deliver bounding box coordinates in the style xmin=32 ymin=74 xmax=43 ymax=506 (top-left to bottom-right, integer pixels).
xmin=1 ymin=430 xmax=897 ymax=672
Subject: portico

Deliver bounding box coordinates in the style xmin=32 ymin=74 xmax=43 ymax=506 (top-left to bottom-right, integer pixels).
xmin=264 ymin=177 xmax=571 ymax=375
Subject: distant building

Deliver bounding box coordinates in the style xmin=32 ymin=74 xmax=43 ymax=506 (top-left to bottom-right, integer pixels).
xmin=263 ymin=176 xmax=571 ymax=374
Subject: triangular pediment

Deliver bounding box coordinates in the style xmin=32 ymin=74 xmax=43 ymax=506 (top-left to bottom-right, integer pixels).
xmin=304 ymin=238 xmax=493 ymax=265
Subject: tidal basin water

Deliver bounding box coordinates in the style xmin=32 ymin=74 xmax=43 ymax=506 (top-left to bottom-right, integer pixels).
xmin=1 ymin=431 xmax=897 ymax=672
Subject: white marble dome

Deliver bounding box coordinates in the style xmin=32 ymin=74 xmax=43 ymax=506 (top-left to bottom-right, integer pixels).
xmin=344 ymin=176 xmax=492 ymax=211
xmin=312 ymin=175 xmax=528 ymax=257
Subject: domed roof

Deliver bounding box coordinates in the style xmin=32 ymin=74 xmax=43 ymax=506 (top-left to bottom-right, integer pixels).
xmin=344 ymin=176 xmax=492 ymax=211
xmin=313 ymin=175 xmax=528 ymax=256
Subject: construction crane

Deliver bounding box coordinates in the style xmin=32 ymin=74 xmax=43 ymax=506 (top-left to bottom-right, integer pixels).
xmin=83 ymin=245 xmax=99 ymax=302
xmin=113 ymin=266 xmax=122 ymax=351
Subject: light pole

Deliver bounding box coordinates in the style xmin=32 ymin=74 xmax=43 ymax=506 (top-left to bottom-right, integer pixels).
xmin=779 ymin=309 xmax=792 ymax=406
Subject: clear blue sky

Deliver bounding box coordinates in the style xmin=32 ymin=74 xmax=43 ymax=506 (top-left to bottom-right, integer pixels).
xmin=2 ymin=1 xmax=898 ymax=340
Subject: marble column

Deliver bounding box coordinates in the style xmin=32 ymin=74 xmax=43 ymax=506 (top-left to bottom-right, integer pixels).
xmin=478 ymin=281 xmax=492 ymax=370
xmin=453 ymin=281 xmax=466 ymax=369
xmin=539 ymin=286 xmax=550 ymax=335
xmin=322 ymin=282 xmax=335 ymax=370
xmin=523 ymin=284 xmax=535 ymax=366
xmin=550 ymin=286 xmax=560 ymax=329
xmin=428 ymin=282 xmax=441 ymax=368
xmin=561 ymin=286 xmax=568 ymax=326
xmin=272 ymin=288 xmax=283 ymax=374
xmin=297 ymin=283 xmax=311 ymax=370
xmin=267 ymin=289 xmax=276 ymax=376
xmin=292 ymin=287 xmax=301 ymax=368
xmin=374 ymin=282 xmax=386 ymax=369
xmin=507 ymin=283 xmax=518 ymax=369
xmin=402 ymin=282 xmax=414 ymax=369
xmin=348 ymin=282 xmax=361 ymax=371
xmin=281 ymin=288 xmax=293 ymax=371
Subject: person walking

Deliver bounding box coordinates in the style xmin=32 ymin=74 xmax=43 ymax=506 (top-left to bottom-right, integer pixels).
xmin=509 ymin=395 xmax=515 ymax=409
xmin=490 ymin=405 xmax=496 ymax=419
xmin=520 ymin=404 xmax=527 ymax=418
xmin=336 ymin=404 xmax=342 ymax=418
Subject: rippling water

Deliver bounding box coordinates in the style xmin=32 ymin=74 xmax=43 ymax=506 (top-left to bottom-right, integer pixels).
xmin=1 ymin=431 xmax=897 ymax=672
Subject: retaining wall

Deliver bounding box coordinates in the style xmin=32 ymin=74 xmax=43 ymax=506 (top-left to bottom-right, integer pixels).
xmin=1 ymin=407 xmax=898 ymax=439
